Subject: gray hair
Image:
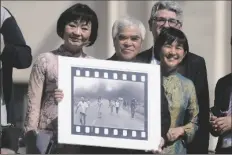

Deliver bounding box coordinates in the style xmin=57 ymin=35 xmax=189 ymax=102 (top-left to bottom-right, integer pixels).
xmin=150 ymin=1 xmax=183 ymax=22
xmin=112 ymin=16 xmax=146 ymax=40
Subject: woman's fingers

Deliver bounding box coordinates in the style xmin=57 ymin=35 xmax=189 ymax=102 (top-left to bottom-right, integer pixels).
xmin=54 ymin=89 xmax=63 ymax=93
xmin=54 ymin=93 xmax=63 ymax=97
xmin=54 ymin=89 xmax=64 ymax=97
xmin=54 ymin=89 xmax=64 ymax=103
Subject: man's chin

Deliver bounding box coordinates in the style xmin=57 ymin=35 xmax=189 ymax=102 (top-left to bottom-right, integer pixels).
xmin=123 ymin=56 xmax=135 ymax=61
xmin=121 ymin=54 xmax=135 ymax=60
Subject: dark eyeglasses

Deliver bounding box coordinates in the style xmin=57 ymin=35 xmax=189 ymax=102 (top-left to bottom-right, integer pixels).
xmin=153 ymin=17 xmax=182 ymax=28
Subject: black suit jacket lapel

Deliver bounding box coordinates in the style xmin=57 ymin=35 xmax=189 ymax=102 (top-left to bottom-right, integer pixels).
xmin=107 ymin=53 xmax=118 ymax=60
xmin=181 ymin=54 xmax=192 ymax=79
xmin=136 ymin=47 xmax=153 ymax=63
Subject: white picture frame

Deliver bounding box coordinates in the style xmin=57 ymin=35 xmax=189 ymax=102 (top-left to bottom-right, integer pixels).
xmin=58 ymin=56 xmax=161 ymax=151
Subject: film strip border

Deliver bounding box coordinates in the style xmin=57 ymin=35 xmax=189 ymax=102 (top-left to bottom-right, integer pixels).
xmin=71 ymin=125 xmax=147 ymax=140
xmin=71 ymin=67 xmax=148 ymax=140
xmin=71 ymin=67 xmax=148 ymax=82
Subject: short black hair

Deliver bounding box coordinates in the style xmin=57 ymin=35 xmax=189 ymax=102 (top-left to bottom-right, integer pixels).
xmin=154 ymin=27 xmax=189 ymax=60
xmin=57 ymin=3 xmax=98 ymax=46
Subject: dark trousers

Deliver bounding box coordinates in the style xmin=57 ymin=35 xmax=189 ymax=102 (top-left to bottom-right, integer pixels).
xmin=80 ymin=112 xmax=86 ymax=125
xmin=116 ymin=107 xmax=119 ymax=114
xmin=216 ymin=147 xmax=232 ymax=154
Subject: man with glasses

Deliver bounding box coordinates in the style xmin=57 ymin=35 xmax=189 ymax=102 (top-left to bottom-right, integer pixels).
xmin=136 ymin=1 xmax=210 ymax=154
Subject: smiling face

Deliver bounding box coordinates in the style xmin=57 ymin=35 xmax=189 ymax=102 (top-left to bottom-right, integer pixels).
xmin=149 ymin=9 xmax=182 ymax=40
xmin=160 ymin=40 xmax=186 ymax=70
xmin=114 ymin=26 xmax=142 ymax=61
xmin=63 ymin=20 xmax=92 ymax=51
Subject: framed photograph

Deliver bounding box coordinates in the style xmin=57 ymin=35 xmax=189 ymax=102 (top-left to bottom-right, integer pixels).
xmin=58 ymin=56 xmax=161 ymax=151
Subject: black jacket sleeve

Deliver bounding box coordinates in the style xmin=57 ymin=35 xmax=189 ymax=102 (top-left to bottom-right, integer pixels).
xmin=161 ymin=85 xmax=170 ymax=142
xmin=210 ymin=78 xmax=220 ymax=136
xmin=195 ymin=58 xmax=210 ymax=136
xmin=0 ymin=7 xmax=32 ymax=69
xmin=188 ymin=57 xmax=210 ymax=153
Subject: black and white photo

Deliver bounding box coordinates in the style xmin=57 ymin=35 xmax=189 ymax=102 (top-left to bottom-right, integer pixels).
xmin=58 ymin=57 xmax=161 ymax=151
xmin=72 ymin=76 xmax=146 ymax=131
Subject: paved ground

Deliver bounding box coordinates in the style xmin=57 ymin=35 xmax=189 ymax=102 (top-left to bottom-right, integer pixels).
xmin=73 ymin=99 xmax=144 ymax=130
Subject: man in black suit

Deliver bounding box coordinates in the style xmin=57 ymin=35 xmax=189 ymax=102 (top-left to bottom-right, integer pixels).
xmin=210 ymin=73 xmax=232 ymax=154
xmin=136 ymin=1 xmax=210 ymax=154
